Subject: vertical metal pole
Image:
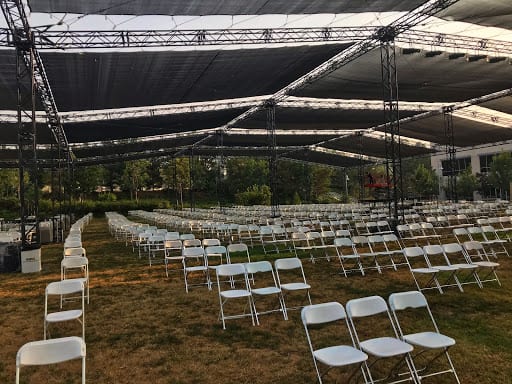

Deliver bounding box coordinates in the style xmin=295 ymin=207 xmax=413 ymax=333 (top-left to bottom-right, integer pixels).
xmin=358 ymin=133 xmax=365 ymax=201
xmin=16 ymin=42 xmax=40 ymax=250
xmin=173 ymin=157 xmax=179 ymax=209
xmin=216 ymin=130 xmax=225 ymax=212
xmin=379 ymin=26 xmax=403 ymax=225
xmin=443 ymin=106 xmax=457 ymax=202
xmin=266 ymin=100 xmax=280 ymax=218
xmin=188 ymin=149 xmax=195 ymax=212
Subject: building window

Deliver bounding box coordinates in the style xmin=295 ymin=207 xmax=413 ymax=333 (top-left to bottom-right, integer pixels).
xmin=441 ymin=157 xmax=471 ymax=176
xmin=479 ymin=154 xmax=495 ymax=173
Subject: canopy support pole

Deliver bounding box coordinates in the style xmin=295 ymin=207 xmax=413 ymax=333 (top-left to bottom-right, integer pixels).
xmin=266 ymin=100 xmax=280 ymax=218
xmin=444 ymin=106 xmax=458 ymax=202
xmin=379 ymin=26 xmax=404 ymax=226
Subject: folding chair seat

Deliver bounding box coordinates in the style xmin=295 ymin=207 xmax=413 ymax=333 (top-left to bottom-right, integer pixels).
xmin=245 ymin=261 xmax=287 ymax=321
xmin=388 ymin=291 xmax=460 ymax=384
xmin=182 ymin=246 xmax=211 ymax=293
xmin=355 ymin=222 xmax=370 ymax=236
xmin=45 ymin=279 xmax=85 ymax=340
xmin=227 ymin=243 xmax=251 ymax=263
xmin=61 ymin=256 xmax=90 ymax=304
xmin=16 ymin=336 xmax=86 ymax=384
xmin=274 ymin=257 xmax=312 ymax=311
xmin=422 ymin=245 xmax=463 ymax=292
xmin=462 ymin=241 xmax=501 ymax=286
xmin=419 ymin=223 xmax=442 ymax=244
xmin=339 ymin=219 xmax=352 ymax=232
xmin=441 ymin=243 xmax=482 ymax=288
xmin=403 ymin=246 xmax=443 ymax=293
xmin=396 ymin=224 xmax=413 ymax=245
xmin=365 ymin=221 xmax=380 ymax=235
xmin=334 ymin=237 xmax=364 ymax=277
xmin=302 ymin=302 xmax=368 ymax=384
xmin=216 ymin=263 xmax=256 ymax=329
xmin=346 ymin=295 xmax=418 ymax=384
xmin=164 ymin=239 xmax=184 ymax=277
xmin=148 ymin=235 xmax=166 ymax=266
xmin=352 ymin=235 xmax=381 ymax=274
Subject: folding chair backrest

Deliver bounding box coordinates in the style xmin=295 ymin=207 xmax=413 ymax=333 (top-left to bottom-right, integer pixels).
xmin=47 ymin=279 xmax=84 ymax=296
xmin=245 ymin=260 xmax=273 ymax=274
xmin=182 ymin=246 xmax=205 ymax=258
xmin=346 ymin=295 xmax=388 ymax=318
xmin=403 ymin=246 xmax=425 ymax=258
xmin=442 ymin=243 xmax=463 ymax=254
xmin=275 ymin=257 xmax=303 ymax=271
xmin=216 ymin=263 xmax=246 ymax=278
xmin=203 ymin=238 xmax=221 ymax=247
xmin=16 ymin=336 xmax=86 ymax=384
xmin=388 ymin=290 xmax=427 ymax=311
xmin=183 ymin=239 xmax=202 ymax=248
xmin=334 ymin=237 xmax=353 ymax=247
xmin=165 ymin=232 xmax=180 ymax=240
xmin=302 ymin=301 xmax=346 ymax=324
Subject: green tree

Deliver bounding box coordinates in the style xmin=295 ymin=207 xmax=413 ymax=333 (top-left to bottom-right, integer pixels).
xmin=0 ymin=169 xmax=19 ymax=198
xmin=159 ymin=158 xmax=191 ymax=209
xmin=122 ymin=160 xmax=150 ymax=201
xmin=412 ymin=163 xmax=438 ymax=199
xmin=310 ymin=165 xmax=333 ymax=202
xmin=225 ymin=158 xmax=268 ymax=197
xmin=74 ymin=165 xmax=105 ymax=199
xmin=457 ymin=167 xmax=478 ymax=200
xmin=488 ymin=152 xmax=512 ymax=199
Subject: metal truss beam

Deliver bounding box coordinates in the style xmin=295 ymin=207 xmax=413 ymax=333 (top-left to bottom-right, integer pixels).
xmin=0 ymin=24 xmax=509 ymax=57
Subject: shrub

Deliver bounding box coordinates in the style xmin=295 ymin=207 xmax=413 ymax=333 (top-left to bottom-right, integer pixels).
xmin=235 ymin=185 xmax=271 ymax=206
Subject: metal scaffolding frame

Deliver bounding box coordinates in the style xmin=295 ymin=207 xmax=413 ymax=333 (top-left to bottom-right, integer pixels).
xmin=379 ymin=26 xmax=404 ymax=224
xmin=443 ymin=106 xmax=458 ymax=201
xmin=266 ymin=100 xmax=280 ymax=218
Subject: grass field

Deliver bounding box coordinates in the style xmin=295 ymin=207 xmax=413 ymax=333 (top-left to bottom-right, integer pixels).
xmin=1 ymin=215 xmax=512 ymax=383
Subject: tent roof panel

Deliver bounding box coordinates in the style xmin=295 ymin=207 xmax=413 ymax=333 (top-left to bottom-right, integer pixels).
xmin=41 ymin=44 xmax=350 ymax=112
xmin=293 ymin=47 xmax=512 ymax=102
xmin=437 ymin=0 xmax=512 ymax=30
xmin=28 ymin=0 xmax=425 ymax=16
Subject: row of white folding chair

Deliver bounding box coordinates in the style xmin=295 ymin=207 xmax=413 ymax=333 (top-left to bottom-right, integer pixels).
xmin=166 ymin=241 xmax=251 ymax=277
xmin=216 ymin=258 xmax=310 ymax=329
xmin=333 ymin=234 xmax=406 ymax=277
xmin=396 ymin=223 xmax=442 ymax=246
xmin=302 ymin=292 xmax=460 ymax=384
xmin=403 ymin=242 xmax=500 ymax=294
xmin=452 ymin=226 xmax=509 ymax=257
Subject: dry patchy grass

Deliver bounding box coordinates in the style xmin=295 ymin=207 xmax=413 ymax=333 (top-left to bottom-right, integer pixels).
xmin=1 ymin=216 xmax=512 ymax=383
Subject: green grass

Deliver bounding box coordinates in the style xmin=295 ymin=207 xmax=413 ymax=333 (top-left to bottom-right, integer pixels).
xmin=1 ymin=216 xmax=512 ymax=383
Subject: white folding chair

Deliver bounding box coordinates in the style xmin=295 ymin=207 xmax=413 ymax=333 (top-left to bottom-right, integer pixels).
xmin=403 ymin=246 xmax=443 ymax=294
xmin=274 ymin=257 xmax=312 ymax=311
xmin=463 ymin=241 xmax=501 ymax=286
xmin=16 ymin=336 xmax=86 ymax=384
xmin=423 ymin=245 xmax=463 ymax=292
xmin=441 ymin=243 xmax=482 ymax=288
xmin=334 ymin=237 xmax=364 ymax=277
xmin=61 ymin=256 xmax=90 ymax=304
xmin=245 ymin=261 xmax=287 ymax=321
xmin=148 ymin=235 xmax=166 ymax=266
xmin=388 ymin=291 xmax=460 ymax=384
xmin=302 ymin=302 xmax=369 ymax=384
xmin=164 ymin=239 xmax=184 ymax=277
xmin=182 ymin=246 xmax=210 ymax=293
xmin=227 ymin=243 xmax=251 ymax=263
xmin=346 ymin=295 xmax=419 ymax=384
xmin=205 ymin=245 xmax=228 ymax=267
xmin=45 ymin=279 xmax=85 ymax=340
xmin=216 ymin=263 xmax=256 ymax=329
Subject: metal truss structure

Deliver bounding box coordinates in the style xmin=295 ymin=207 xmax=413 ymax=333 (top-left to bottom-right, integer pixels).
xmin=443 ymin=106 xmax=458 ymax=201
xmin=379 ymin=27 xmax=404 ymax=223
xmin=266 ymin=100 xmax=280 ymax=218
